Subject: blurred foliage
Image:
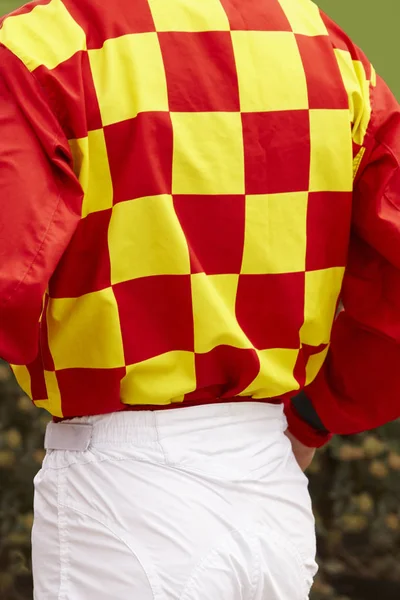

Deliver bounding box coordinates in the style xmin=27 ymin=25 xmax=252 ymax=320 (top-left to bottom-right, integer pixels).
xmin=1 ymin=363 xmax=400 ymax=599
xmin=0 ymin=365 xmax=48 ymax=600
xmin=308 ymin=426 xmax=400 ymax=599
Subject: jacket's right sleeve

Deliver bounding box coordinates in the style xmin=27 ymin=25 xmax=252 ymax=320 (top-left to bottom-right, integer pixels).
xmin=0 ymin=45 xmax=82 ymax=366
xmin=287 ymin=72 xmax=400 ymax=447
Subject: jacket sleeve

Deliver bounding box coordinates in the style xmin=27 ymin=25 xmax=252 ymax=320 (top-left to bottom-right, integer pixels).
xmin=0 ymin=45 xmax=82 ymax=365
xmin=286 ymin=71 xmax=400 ymax=447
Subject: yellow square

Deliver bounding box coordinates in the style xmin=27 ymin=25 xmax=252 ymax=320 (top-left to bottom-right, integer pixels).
xmin=305 ymin=346 xmax=329 ymax=386
xmin=309 ymin=109 xmax=353 ymax=192
xmin=0 ymin=0 xmax=86 ymax=71
xmin=349 ymin=61 xmax=371 ymax=147
xmin=334 ymin=49 xmax=372 ymax=147
xmin=240 ymin=348 xmax=300 ymax=399
xmin=232 ymin=31 xmax=308 ymax=112
xmin=33 ymin=399 xmax=50 ymax=412
xmin=47 ymin=288 xmax=125 ymax=369
xmin=89 ymin=33 xmax=168 ymax=127
xmin=241 ymin=193 xmax=307 ymax=274
xmin=121 ymin=351 xmax=196 ymax=405
xmin=191 ymin=274 xmax=252 ymax=354
xmin=148 ymin=0 xmax=230 ymax=32
xmin=10 ymin=365 xmax=32 ymax=398
xmin=301 ymin=268 xmax=345 ymax=346
xmin=172 ymin=112 xmax=245 ymax=195
xmin=69 ymin=129 xmax=113 ymax=218
xmin=32 ymin=372 xmax=63 ymax=418
xmin=108 ymin=195 xmax=191 ymax=284
xmin=43 ymin=371 xmax=63 ymax=418
xmin=279 ymin=0 xmax=328 ymax=36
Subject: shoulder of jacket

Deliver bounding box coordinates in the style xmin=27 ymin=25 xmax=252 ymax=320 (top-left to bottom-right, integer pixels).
xmin=0 ymin=0 xmax=86 ymax=73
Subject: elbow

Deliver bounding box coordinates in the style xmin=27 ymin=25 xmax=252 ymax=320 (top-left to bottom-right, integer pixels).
xmin=0 ymin=320 xmax=40 ymax=366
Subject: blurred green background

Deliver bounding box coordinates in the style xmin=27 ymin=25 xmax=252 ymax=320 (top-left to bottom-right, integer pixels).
xmin=1 ymin=1 xmax=400 ymax=599
xmin=1 ymin=0 xmax=21 ymax=15
xmin=317 ymin=0 xmax=400 ymax=99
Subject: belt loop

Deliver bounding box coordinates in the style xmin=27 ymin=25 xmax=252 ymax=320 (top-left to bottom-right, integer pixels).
xmin=44 ymin=422 xmax=93 ymax=451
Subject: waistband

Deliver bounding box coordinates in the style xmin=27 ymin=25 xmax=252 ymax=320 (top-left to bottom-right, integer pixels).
xmin=44 ymin=402 xmax=287 ymax=451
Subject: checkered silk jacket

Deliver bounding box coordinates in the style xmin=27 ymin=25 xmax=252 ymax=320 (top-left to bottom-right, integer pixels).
xmin=1 ymin=0 xmax=400 ymax=444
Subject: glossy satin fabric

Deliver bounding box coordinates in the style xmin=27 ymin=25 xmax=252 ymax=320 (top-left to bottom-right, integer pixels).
xmin=1 ymin=1 xmax=400 ymax=443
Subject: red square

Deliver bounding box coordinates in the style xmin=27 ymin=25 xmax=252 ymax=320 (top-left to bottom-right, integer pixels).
xmin=173 ymin=195 xmax=245 ymax=274
xmin=105 ymin=113 xmax=173 ymax=203
xmin=49 ymin=209 xmax=112 ymax=298
xmin=296 ymin=35 xmax=348 ymax=110
xmin=63 ymin=0 xmax=156 ymax=49
xmin=114 ymin=275 xmax=194 ymax=364
xmin=34 ymin=51 xmax=102 ymax=139
xmin=220 ymin=0 xmax=291 ymax=31
xmin=236 ymin=273 xmax=305 ymax=349
xmin=293 ymin=342 xmax=328 ymax=388
xmin=27 ymin=354 xmax=48 ymax=401
xmin=185 ymin=346 xmax=260 ymax=401
xmin=56 ymin=367 xmax=126 ymax=417
xmin=242 ymin=111 xmax=310 ymax=194
xmin=158 ymin=32 xmax=240 ymax=112
xmin=306 ymin=192 xmax=352 ymax=271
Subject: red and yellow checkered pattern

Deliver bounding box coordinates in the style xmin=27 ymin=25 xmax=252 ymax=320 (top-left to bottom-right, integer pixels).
xmin=0 ymin=0 xmax=373 ymax=418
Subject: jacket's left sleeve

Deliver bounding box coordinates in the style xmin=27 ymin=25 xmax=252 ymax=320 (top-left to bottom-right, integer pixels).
xmin=285 ymin=71 xmax=400 ymax=448
xmin=0 ymin=45 xmax=82 ymax=365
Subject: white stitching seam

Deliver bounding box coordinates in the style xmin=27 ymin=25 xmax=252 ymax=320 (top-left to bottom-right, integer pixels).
xmin=153 ymin=412 xmax=172 ymax=466
xmin=179 ymin=525 xmax=309 ymax=600
xmin=57 ymin=502 xmax=164 ymax=600
xmin=179 ymin=527 xmax=260 ymax=600
xmin=260 ymin=527 xmax=310 ymax=600
xmin=47 ymin=456 xmax=313 ymax=598
xmin=249 ymin=535 xmax=261 ymax=600
xmin=57 ymin=470 xmax=70 ymax=600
